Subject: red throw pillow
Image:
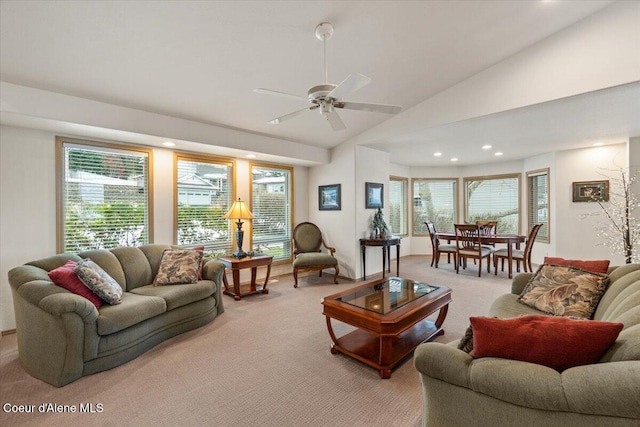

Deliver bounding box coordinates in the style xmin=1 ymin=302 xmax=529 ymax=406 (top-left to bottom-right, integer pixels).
xmin=544 ymin=257 xmax=610 ymax=274
xmin=48 ymin=260 xmax=103 ymax=309
xmin=469 ymin=315 xmax=622 ymax=372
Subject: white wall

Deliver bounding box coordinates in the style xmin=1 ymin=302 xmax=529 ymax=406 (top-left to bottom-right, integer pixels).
xmin=0 ymin=125 xmax=309 ymax=332
xmin=308 ymin=143 xmax=356 ymax=278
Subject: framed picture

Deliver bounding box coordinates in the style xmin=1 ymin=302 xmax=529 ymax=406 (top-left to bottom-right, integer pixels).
xmin=365 ymin=182 xmax=384 ymax=209
xmin=319 ymin=184 xmax=341 ymax=210
xmin=572 ymin=180 xmax=609 ymax=202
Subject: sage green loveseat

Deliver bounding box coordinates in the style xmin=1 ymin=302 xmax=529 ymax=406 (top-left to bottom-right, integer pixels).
xmin=8 ymin=244 xmax=226 ymax=387
xmin=414 ymin=264 xmax=640 ymax=427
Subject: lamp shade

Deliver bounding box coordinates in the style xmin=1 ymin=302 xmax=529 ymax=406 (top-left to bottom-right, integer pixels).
xmin=223 ymin=199 xmax=254 ymax=220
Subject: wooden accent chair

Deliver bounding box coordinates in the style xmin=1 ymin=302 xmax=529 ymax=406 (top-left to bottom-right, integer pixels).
xmin=454 ymin=223 xmax=494 ymax=277
xmin=292 ymin=222 xmax=339 ymax=288
xmin=425 ymin=221 xmax=457 ymax=268
xmin=493 ymin=223 xmax=543 ymax=275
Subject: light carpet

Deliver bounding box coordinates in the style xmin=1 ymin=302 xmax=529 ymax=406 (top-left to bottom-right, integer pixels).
xmin=0 ymin=255 xmax=515 ymax=427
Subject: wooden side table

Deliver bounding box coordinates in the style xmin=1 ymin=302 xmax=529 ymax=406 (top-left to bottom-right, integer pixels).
xmin=218 ymin=255 xmax=273 ymax=300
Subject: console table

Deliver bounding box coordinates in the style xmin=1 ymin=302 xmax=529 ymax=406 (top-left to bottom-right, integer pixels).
xmin=218 ymin=255 xmax=273 ymax=300
xmin=360 ymin=237 xmax=401 ymax=280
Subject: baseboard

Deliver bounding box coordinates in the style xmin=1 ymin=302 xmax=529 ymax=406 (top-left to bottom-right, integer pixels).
xmin=2 ymin=329 xmax=16 ymax=336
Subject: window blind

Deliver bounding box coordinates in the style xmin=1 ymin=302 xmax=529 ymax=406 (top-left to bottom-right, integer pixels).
xmin=527 ymin=170 xmax=549 ymax=241
xmin=465 ymin=175 xmax=519 ymax=234
xmin=61 ymin=142 xmax=150 ymax=252
xmin=413 ymin=179 xmax=457 ymax=234
xmin=176 ymin=156 xmax=233 ymax=255
xmin=251 ymin=165 xmax=293 ymax=261
xmin=389 ymin=177 xmax=407 ymax=235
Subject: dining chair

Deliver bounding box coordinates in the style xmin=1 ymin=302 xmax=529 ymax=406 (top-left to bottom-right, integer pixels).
xmin=425 ymin=221 xmax=457 ymax=268
xmin=292 ymin=222 xmax=339 ymax=288
xmin=454 ymin=224 xmax=494 ymax=277
xmin=493 ymin=223 xmax=543 ymax=275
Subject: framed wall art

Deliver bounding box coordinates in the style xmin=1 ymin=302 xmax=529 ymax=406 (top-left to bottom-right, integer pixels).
xmin=365 ymin=182 xmax=384 ymax=209
xmin=572 ymin=180 xmax=609 ymax=202
xmin=319 ymin=184 xmax=341 ymax=210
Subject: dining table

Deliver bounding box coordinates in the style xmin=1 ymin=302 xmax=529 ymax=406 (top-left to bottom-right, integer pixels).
xmin=434 ymin=231 xmax=527 ymax=278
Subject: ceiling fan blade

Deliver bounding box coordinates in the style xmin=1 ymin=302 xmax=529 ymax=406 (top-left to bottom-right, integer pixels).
xmin=253 ymin=88 xmax=308 ymax=103
xmin=335 ymin=101 xmax=402 ymax=115
xmin=326 ymin=73 xmax=371 ymax=100
xmin=267 ymin=105 xmax=318 ymax=125
xmin=326 ymin=109 xmax=346 ymax=131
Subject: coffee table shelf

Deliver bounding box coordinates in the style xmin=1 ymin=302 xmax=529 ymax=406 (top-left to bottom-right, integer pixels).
xmin=329 ymin=318 xmax=441 ymax=377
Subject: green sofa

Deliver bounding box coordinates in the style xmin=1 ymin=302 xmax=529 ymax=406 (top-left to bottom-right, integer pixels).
xmin=414 ymin=264 xmax=640 ymax=427
xmin=8 ymin=244 xmax=226 ymax=387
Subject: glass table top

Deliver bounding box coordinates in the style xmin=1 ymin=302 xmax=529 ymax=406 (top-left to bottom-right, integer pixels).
xmin=338 ymin=277 xmax=439 ymax=314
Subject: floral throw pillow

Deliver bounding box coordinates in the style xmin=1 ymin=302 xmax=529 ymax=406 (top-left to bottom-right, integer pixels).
xmin=154 ymin=249 xmax=203 ymax=286
xmin=518 ymin=264 xmax=609 ymax=319
xmin=75 ymin=258 xmax=123 ymax=305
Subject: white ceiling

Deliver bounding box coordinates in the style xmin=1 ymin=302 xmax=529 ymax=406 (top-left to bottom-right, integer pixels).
xmin=1 ymin=0 xmax=637 ymax=167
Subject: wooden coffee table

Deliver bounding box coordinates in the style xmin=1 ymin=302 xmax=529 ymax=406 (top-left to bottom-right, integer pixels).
xmin=322 ymin=277 xmax=451 ymax=378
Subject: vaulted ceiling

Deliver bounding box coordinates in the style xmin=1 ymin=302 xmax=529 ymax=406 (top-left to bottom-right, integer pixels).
xmin=1 ymin=1 xmax=638 ymax=166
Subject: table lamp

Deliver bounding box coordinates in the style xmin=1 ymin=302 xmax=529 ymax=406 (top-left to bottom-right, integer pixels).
xmin=223 ymin=198 xmax=254 ymax=259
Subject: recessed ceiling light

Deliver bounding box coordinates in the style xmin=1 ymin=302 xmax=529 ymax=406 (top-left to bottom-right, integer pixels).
xmin=592 ymin=142 xmax=604 ymax=146
xmin=246 ymin=154 xmax=257 ymax=158
xmin=450 ymin=158 xmax=458 ymax=162
xmin=162 ymin=141 xmax=175 ymax=147
xmin=434 ymin=152 xmax=442 ymax=157
xmin=494 ymin=152 xmax=503 ymax=156
xmin=482 ymin=145 xmax=492 ymax=150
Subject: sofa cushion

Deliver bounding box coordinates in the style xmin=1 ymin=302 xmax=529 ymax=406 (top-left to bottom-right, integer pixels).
xmin=97 ymin=292 xmax=167 ymax=335
xmin=75 ymin=258 xmax=123 ymax=305
xmin=469 ymin=315 xmax=623 ymax=372
xmin=110 ymin=247 xmax=153 ymax=291
xmin=48 ymin=260 xmax=103 ymax=309
xmin=518 ymin=264 xmax=609 ymax=318
xmin=154 ymin=249 xmax=203 ymax=286
xmin=131 ymin=281 xmax=215 ymax=311
xmin=544 ymin=256 xmax=610 ymax=274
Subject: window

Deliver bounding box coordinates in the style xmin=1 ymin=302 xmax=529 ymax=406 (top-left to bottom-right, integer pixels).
xmin=464 ymin=174 xmax=520 ymax=234
xmin=251 ymin=163 xmax=293 ymax=262
xmin=412 ymin=178 xmax=458 ymax=235
xmin=389 ymin=176 xmax=408 ymax=235
xmin=56 ymin=137 xmax=153 ymax=253
xmin=175 ymin=154 xmax=234 ymax=256
xmin=527 ymin=169 xmax=550 ymax=242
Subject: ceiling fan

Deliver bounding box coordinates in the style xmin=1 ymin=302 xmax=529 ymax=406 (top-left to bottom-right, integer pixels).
xmin=254 ymin=22 xmax=403 ymax=131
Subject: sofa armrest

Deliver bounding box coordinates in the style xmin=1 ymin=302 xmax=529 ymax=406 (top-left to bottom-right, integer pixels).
xmin=15 ymin=280 xmax=98 ymax=322
xmin=511 ymin=272 xmax=533 ymax=295
xmin=414 ymin=342 xmax=473 ymax=388
xmin=203 ymin=260 xmax=226 ymax=313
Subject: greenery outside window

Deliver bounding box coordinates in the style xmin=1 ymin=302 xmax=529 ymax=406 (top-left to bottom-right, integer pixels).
xmin=464 ymin=173 xmax=520 ymax=234
xmin=175 ymin=154 xmax=234 ymax=256
xmin=527 ymin=168 xmax=550 ymax=242
xmin=389 ymin=176 xmax=408 ymax=235
xmin=56 ymin=137 xmax=153 ymax=253
xmin=412 ymin=178 xmax=458 ymax=235
xmin=251 ymin=163 xmax=293 ymax=262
